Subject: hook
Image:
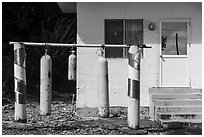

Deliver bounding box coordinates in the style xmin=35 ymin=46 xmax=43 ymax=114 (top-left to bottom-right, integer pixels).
xmin=139 ymin=44 xmax=152 ymax=48
xmin=70 ymin=43 xmax=76 ymax=54
xmin=44 ymin=43 xmax=49 ymax=55
xmin=96 ymin=44 xmax=105 ymax=57
xmin=70 ymin=49 xmax=75 ymax=54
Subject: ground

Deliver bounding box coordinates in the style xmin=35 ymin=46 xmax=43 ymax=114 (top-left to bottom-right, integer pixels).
xmin=2 ymin=91 xmax=202 ymax=135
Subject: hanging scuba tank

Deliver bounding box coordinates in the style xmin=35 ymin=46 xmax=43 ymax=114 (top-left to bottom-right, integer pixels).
xmin=40 ymin=49 xmax=52 ymax=115
xmin=96 ymin=45 xmax=109 ymax=118
xmin=68 ymin=49 xmax=77 ymax=81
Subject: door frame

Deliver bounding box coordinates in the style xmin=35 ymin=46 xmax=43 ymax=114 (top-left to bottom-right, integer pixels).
xmin=158 ymin=18 xmax=192 ymax=87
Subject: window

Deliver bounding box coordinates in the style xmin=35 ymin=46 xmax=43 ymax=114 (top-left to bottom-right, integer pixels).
xmin=105 ymin=19 xmax=143 ymax=58
xmin=161 ymin=22 xmax=187 ymax=55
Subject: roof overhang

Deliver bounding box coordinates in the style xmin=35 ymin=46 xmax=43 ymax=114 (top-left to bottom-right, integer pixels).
xmin=57 ymin=2 xmax=76 ymax=13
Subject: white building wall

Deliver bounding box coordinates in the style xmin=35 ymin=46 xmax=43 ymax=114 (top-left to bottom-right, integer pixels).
xmin=76 ymin=2 xmax=202 ymax=107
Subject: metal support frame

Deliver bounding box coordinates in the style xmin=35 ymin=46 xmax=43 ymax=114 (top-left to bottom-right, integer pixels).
xmin=9 ymin=41 xmax=150 ymax=48
xmin=10 ymin=41 xmax=151 ymax=123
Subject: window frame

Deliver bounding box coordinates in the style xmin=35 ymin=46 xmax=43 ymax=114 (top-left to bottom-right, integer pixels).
xmin=104 ymin=19 xmax=143 ymax=58
xmin=104 ymin=19 xmax=124 ymax=58
xmin=159 ymin=19 xmax=191 ymax=58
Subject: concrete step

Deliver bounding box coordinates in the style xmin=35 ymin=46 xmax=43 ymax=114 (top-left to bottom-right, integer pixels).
xmin=155 ymin=106 xmax=202 ymax=113
xmin=150 ymin=87 xmax=202 ymax=94
xmin=152 ymin=93 xmax=202 ymax=100
xmin=159 ymin=119 xmax=202 ymax=129
xmin=153 ymin=99 xmax=202 ymax=106
xmin=157 ymin=112 xmax=202 ymax=121
xmin=149 ymin=87 xmax=202 ymax=128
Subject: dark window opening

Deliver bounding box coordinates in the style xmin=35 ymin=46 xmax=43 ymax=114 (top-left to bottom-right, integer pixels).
xmin=105 ymin=19 xmax=143 ymax=58
xmin=161 ymin=22 xmax=187 ymax=55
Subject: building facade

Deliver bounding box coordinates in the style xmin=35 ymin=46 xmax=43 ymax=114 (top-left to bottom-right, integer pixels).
xmin=75 ymin=3 xmax=202 ymax=110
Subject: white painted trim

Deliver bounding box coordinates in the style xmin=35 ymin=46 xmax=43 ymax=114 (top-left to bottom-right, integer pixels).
xmin=162 ymin=55 xmax=187 ymax=58
xmin=156 ymin=21 xmax=160 ymax=88
xmin=187 ymin=19 xmax=192 ymax=87
xmin=159 ymin=20 xmax=162 ymax=87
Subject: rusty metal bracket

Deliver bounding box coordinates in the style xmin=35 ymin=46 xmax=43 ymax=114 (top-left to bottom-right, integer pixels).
xmin=139 ymin=44 xmax=152 ymax=48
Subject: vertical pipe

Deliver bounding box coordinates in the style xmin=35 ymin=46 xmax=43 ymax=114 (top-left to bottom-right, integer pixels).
xmin=14 ymin=42 xmax=27 ymax=123
xmin=40 ymin=51 xmax=52 ymax=115
xmin=97 ymin=48 xmax=109 ymax=118
xmin=128 ymin=45 xmax=140 ymax=128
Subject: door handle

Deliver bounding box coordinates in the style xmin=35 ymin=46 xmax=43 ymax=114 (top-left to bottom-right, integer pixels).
xmin=160 ymin=55 xmax=165 ymax=62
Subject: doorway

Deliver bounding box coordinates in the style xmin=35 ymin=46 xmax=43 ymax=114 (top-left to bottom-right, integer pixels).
xmin=159 ymin=19 xmax=190 ymax=87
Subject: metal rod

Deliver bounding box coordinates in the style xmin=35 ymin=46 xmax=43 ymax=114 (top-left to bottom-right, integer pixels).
xmin=9 ymin=42 xmax=130 ymax=48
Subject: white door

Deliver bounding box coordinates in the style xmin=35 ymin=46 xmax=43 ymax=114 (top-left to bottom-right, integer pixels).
xmin=159 ymin=19 xmax=190 ymax=87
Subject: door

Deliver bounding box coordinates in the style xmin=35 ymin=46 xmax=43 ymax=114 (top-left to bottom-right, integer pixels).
xmin=159 ymin=19 xmax=190 ymax=87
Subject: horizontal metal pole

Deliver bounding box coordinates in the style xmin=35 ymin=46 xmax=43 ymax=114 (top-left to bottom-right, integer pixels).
xmin=9 ymin=42 xmax=130 ymax=48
